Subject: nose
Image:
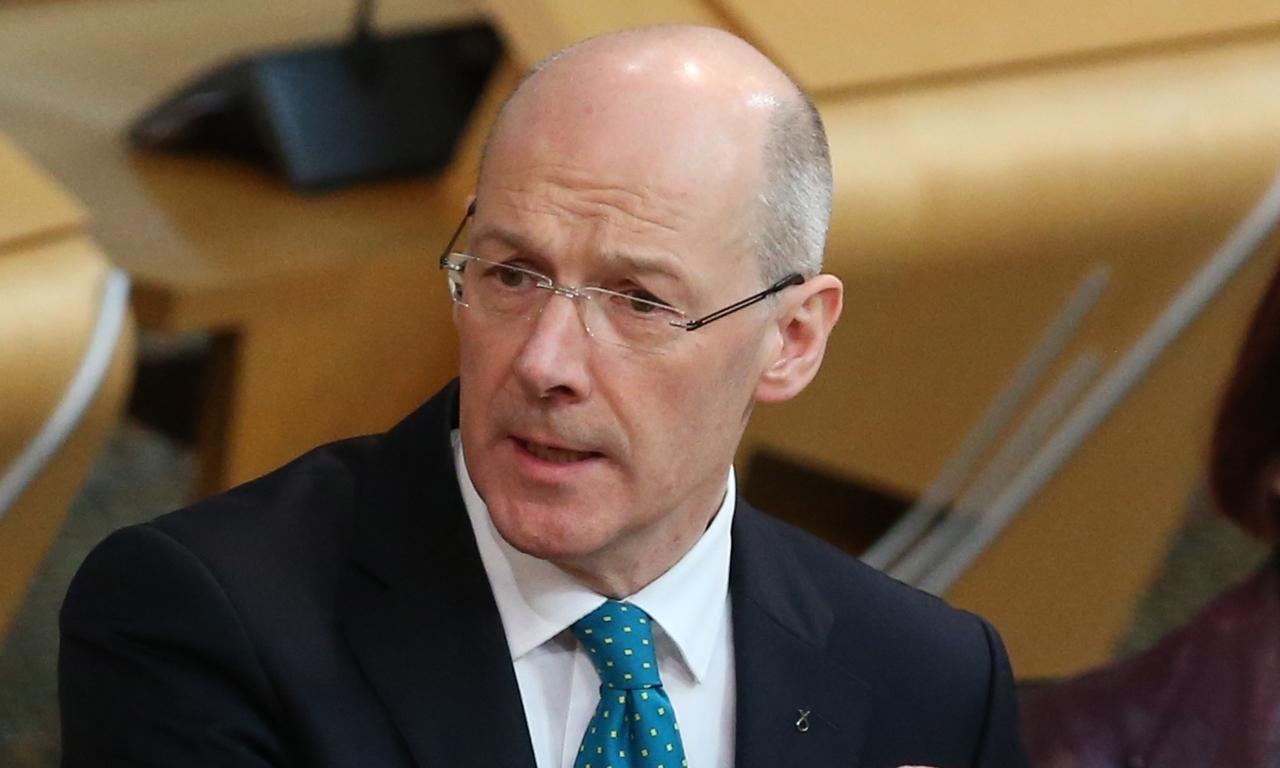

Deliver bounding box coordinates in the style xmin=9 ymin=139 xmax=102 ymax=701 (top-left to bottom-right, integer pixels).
xmin=511 ymin=292 xmax=593 ymax=402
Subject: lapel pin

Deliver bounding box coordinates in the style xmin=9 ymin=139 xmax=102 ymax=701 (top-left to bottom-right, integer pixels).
xmin=795 ymin=709 xmax=811 ymax=733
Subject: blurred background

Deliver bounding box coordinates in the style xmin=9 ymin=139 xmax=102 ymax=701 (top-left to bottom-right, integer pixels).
xmin=4 ymin=0 xmax=1280 ymax=764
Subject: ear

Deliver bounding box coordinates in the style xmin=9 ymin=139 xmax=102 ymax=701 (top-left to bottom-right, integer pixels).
xmin=754 ymin=273 xmax=843 ymax=404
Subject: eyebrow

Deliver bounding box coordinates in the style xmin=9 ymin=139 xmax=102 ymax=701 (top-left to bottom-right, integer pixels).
xmin=472 ymin=224 xmax=693 ymax=286
xmin=601 ymin=251 xmax=690 ymax=285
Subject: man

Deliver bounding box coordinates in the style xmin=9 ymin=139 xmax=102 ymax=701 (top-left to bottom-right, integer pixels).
xmin=59 ymin=25 xmax=1030 ymax=768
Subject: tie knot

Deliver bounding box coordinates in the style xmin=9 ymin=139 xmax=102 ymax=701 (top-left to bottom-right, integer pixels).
xmin=571 ymin=601 xmax=662 ymax=690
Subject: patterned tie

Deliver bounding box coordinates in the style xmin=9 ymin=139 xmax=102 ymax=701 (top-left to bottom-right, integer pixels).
xmin=571 ymin=601 xmax=688 ymax=768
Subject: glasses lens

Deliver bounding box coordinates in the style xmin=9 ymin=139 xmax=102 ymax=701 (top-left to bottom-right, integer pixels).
xmin=450 ymin=255 xmax=551 ymax=317
xmin=442 ymin=254 xmax=686 ymax=353
xmin=443 ymin=254 xmax=466 ymax=302
xmin=581 ymin=289 xmax=685 ymax=352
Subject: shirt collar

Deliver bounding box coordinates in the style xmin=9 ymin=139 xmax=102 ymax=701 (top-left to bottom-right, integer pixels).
xmin=453 ymin=430 xmax=734 ymax=684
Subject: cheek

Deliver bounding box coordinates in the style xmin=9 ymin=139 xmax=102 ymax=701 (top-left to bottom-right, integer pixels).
xmin=457 ymin=319 xmax=522 ymax=439
xmin=458 ymin=317 xmax=513 ymax=386
xmin=620 ymin=340 xmax=760 ymax=475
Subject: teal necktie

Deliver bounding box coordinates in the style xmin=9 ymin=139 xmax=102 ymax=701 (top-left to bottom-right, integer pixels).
xmin=571 ymin=601 xmax=688 ymax=768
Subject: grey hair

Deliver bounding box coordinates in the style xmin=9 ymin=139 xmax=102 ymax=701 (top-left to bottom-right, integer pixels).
xmin=753 ymin=94 xmax=833 ymax=283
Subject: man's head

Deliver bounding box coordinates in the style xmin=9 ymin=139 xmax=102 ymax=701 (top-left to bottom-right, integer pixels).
xmin=452 ymin=25 xmax=843 ymax=596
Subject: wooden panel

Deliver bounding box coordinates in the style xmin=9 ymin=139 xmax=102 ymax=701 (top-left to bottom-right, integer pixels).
xmin=719 ymin=0 xmax=1280 ymax=93
xmin=0 ymin=237 xmax=116 ymax=470
xmin=0 ymin=0 xmax=498 ymax=492
xmin=739 ymin=35 xmax=1280 ymax=677
xmin=0 ymin=134 xmax=83 ymax=254
xmin=196 ymin=252 xmax=461 ymax=491
xmin=949 ymin=246 xmax=1280 ymax=677
xmin=0 ymin=287 xmax=134 ymax=643
xmin=477 ymin=0 xmax=725 ymax=67
xmin=747 ymin=36 xmax=1280 ymax=490
xmin=0 ymin=136 xmax=134 ymax=641
xmin=166 ymin=60 xmax=519 ymax=492
xmin=0 ymin=0 xmax=482 ymax=319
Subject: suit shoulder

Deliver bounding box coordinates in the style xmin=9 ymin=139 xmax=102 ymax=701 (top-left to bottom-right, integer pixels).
xmin=737 ymin=504 xmax=993 ymax=658
xmin=82 ymin=433 xmax=388 ymax=622
xmin=733 ymin=505 xmax=1027 ymax=766
xmin=153 ymin=434 xmax=378 ymax=548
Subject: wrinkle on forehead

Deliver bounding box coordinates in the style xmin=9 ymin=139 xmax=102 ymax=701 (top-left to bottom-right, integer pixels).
xmin=472 ymin=171 xmax=756 ymax=310
xmin=471 ymin=178 xmax=699 ymax=280
xmin=487 ymin=163 xmax=688 ymax=233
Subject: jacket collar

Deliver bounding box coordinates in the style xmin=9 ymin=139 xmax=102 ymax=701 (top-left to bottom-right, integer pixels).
xmin=338 ymin=380 xmax=538 ymax=768
xmin=730 ymin=502 xmax=871 ymax=768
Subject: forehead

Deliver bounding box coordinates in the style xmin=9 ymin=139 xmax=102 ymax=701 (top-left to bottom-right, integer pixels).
xmin=474 ymin=69 xmax=766 ymax=286
xmin=487 ymin=60 xmax=764 ymax=193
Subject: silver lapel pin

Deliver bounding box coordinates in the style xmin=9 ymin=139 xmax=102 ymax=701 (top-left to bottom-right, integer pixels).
xmin=795 ymin=709 xmax=811 ymax=733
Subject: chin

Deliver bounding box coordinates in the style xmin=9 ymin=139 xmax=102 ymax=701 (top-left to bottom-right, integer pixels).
xmin=487 ymin=497 xmax=615 ymax=563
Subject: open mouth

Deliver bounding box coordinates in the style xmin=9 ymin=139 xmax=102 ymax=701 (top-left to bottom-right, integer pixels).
xmin=516 ymin=438 xmax=601 ymax=464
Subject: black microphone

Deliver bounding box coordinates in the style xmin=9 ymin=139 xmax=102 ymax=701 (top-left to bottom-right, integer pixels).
xmin=129 ymin=1 xmax=503 ymax=190
xmin=347 ymin=0 xmax=379 ymax=81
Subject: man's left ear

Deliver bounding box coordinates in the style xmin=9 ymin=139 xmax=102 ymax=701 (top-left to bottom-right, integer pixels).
xmin=754 ymin=274 xmax=843 ymax=403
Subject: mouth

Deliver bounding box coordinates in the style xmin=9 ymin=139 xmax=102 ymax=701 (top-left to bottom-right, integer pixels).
xmin=514 ymin=437 xmax=603 ymax=464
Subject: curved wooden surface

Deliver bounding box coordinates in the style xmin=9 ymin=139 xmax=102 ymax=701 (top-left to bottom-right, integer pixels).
xmin=739 ymin=32 xmax=1280 ymax=679
xmin=0 ymin=136 xmax=136 ymax=642
xmin=0 ymin=0 xmax=488 ymax=495
xmin=722 ymin=0 xmax=1280 ymax=93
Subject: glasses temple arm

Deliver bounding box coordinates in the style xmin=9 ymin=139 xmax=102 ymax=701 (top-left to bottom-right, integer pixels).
xmin=681 ymin=273 xmax=805 ymax=331
xmin=438 ymin=201 xmax=477 ymax=268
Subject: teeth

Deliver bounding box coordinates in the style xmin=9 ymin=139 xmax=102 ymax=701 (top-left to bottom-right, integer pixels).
xmin=525 ymin=441 xmax=591 ymax=463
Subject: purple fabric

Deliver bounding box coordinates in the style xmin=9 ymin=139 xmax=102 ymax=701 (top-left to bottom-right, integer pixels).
xmin=1020 ymin=556 xmax=1280 ymax=768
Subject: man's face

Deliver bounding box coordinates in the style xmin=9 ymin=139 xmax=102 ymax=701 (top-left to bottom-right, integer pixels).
xmin=455 ymin=66 xmax=776 ymax=587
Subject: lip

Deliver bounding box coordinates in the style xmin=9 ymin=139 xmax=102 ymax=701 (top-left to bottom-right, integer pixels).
xmin=508 ymin=435 xmax=606 ymax=481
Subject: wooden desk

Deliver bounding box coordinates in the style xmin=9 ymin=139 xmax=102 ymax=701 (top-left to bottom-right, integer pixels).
xmin=0 ymin=0 xmax=505 ymax=494
xmin=722 ymin=0 xmax=1280 ymax=93
xmin=0 ymin=135 xmax=136 ymax=641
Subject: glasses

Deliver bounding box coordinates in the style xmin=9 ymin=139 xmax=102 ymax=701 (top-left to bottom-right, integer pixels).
xmin=437 ymin=204 xmax=804 ymax=353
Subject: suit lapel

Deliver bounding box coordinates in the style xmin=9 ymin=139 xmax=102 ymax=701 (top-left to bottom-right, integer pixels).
xmin=338 ymin=381 xmax=538 ymax=768
xmin=731 ymin=502 xmax=871 ymax=768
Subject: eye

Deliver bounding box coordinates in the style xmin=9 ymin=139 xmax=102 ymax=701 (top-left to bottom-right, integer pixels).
xmin=623 ymin=288 xmax=671 ymax=313
xmin=479 ymin=261 xmax=539 ymax=291
xmin=498 ymin=266 xmax=526 ymax=288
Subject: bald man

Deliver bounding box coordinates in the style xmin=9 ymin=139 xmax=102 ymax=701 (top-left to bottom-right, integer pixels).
xmin=59 ymin=26 xmax=1030 ymax=768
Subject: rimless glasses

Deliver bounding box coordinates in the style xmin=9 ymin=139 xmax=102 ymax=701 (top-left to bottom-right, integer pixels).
xmin=439 ymin=203 xmax=804 ymax=354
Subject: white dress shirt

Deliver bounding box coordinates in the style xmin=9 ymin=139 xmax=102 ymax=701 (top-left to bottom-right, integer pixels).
xmin=453 ymin=431 xmax=737 ymax=768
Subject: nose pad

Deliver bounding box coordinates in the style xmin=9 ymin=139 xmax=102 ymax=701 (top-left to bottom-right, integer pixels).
xmin=547 ymin=284 xmax=581 ymax=301
xmin=536 ymin=290 xmax=594 ymax=340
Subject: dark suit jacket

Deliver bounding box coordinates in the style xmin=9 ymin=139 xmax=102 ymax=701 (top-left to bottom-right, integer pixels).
xmin=60 ymin=381 xmax=1030 ymax=768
